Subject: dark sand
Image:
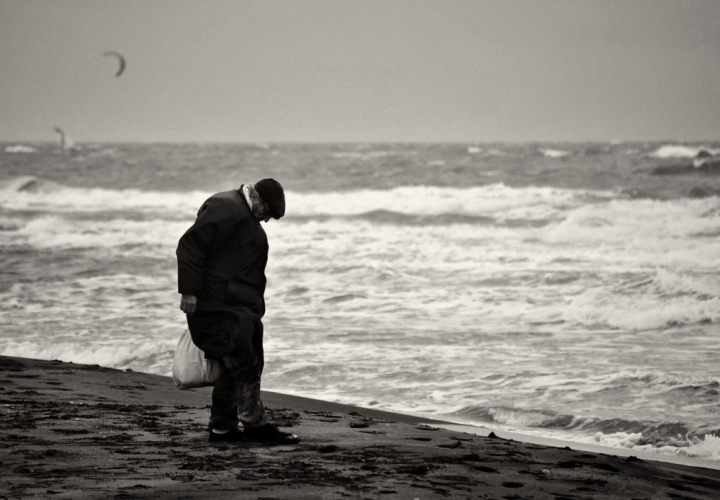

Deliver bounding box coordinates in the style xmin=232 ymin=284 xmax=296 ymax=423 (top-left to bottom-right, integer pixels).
xmin=1 ymin=355 xmax=719 ymax=499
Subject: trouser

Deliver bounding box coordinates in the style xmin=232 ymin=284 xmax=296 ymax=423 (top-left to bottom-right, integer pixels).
xmin=209 ymin=350 xmax=268 ymax=430
xmin=186 ymin=309 xmax=268 ymax=431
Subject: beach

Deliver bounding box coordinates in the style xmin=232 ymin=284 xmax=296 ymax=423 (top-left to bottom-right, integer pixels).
xmin=2 ymin=355 xmax=719 ymax=499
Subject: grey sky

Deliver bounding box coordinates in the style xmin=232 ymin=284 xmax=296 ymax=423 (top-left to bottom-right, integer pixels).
xmin=2 ymin=0 xmax=719 ymax=143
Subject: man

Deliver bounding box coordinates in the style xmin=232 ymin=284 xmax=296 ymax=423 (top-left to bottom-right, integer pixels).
xmin=177 ymin=178 xmax=298 ymax=444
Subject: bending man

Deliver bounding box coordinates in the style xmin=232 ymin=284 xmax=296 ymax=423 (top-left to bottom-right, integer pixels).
xmin=177 ymin=178 xmax=297 ymax=444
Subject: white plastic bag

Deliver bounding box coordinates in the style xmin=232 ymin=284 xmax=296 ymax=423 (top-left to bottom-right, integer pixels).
xmin=172 ymin=329 xmax=222 ymax=389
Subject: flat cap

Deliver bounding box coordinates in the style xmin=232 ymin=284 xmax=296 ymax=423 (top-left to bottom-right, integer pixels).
xmin=254 ymin=178 xmax=285 ymax=219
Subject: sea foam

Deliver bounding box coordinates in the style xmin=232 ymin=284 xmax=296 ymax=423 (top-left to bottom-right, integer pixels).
xmin=649 ymin=145 xmax=720 ymax=158
xmin=0 ymin=340 xmax=175 ymax=374
xmin=0 ymin=176 xmax=605 ymax=221
xmin=0 ymin=176 xmax=207 ymax=213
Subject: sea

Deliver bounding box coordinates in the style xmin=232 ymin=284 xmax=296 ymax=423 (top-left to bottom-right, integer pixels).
xmin=1 ymin=141 xmax=719 ymax=465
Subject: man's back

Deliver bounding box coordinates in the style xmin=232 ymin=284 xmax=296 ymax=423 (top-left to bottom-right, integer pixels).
xmin=176 ymin=188 xmax=268 ymax=317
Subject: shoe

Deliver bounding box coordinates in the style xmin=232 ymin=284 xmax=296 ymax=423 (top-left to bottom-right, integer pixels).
xmin=209 ymin=428 xmax=244 ymax=443
xmin=243 ymin=424 xmax=300 ymax=444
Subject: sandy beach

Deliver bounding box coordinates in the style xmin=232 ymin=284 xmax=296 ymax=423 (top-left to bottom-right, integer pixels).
xmin=1 ymin=355 xmax=719 ymax=499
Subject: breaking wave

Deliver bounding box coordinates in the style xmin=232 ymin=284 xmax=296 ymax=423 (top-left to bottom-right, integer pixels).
xmin=648 ymin=145 xmax=720 ymax=158
xmin=451 ymin=405 xmax=720 ymax=460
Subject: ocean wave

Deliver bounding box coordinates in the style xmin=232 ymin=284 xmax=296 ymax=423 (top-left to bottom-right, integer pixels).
xmin=563 ymin=282 xmax=720 ymax=331
xmin=452 ymin=405 xmax=705 ymax=437
xmin=287 ymin=184 xmax=609 ymax=220
xmin=650 ymin=267 xmax=720 ymax=297
xmin=453 ymin=405 xmax=577 ymax=428
xmin=303 ymin=210 xmax=551 ymax=228
xmin=4 ymin=145 xmax=37 ymax=154
xmin=331 ymin=150 xmax=416 ymax=160
xmin=450 ymin=405 xmax=720 ymax=459
xmin=564 ymin=293 xmax=720 ymax=330
xmin=598 ymin=367 xmax=720 ymax=388
xmin=590 ymin=431 xmax=720 ymax=461
xmin=6 ymin=176 xmax=717 ymax=233
xmin=648 ymin=145 xmax=720 ymax=158
xmin=543 ymin=197 xmax=720 ymax=250
xmin=541 ymin=149 xmax=571 ymax=158
xmin=3 ymin=215 xmax=187 ymax=252
xmin=0 ymin=340 xmax=176 ymax=375
xmin=0 ymin=176 xmax=208 ymax=214
xmin=0 ymin=175 xmax=52 ymax=193
xmin=563 ymin=268 xmax=720 ymax=332
xmin=0 ymin=175 xmax=613 ymax=221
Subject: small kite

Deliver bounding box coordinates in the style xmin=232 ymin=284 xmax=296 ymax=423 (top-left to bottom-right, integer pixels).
xmin=103 ymin=51 xmax=126 ymax=77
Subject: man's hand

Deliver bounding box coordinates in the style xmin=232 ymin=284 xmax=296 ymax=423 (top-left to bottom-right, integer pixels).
xmin=180 ymin=294 xmax=197 ymax=315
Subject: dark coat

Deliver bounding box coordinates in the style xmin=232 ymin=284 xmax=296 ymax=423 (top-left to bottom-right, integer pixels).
xmin=176 ymin=187 xmax=268 ymax=360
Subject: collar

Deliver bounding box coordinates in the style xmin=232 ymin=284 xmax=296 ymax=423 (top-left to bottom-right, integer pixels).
xmin=241 ymin=185 xmax=253 ymax=210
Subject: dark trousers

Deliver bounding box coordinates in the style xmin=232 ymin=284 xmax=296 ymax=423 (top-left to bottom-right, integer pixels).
xmin=210 ymin=350 xmax=268 ymax=430
xmin=187 ymin=310 xmax=268 ymax=430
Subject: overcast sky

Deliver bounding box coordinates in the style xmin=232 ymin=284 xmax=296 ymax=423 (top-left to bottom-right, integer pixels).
xmin=2 ymin=0 xmax=719 ymax=143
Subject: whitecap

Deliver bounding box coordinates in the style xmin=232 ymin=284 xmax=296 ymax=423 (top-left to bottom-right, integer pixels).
xmin=541 ymin=149 xmax=571 ymax=158
xmin=4 ymin=145 xmax=37 ymax=154
xmin=649 ymin=145 xmax=720 ymax=158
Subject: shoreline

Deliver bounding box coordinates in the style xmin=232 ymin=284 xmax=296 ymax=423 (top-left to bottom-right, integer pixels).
xmin=2 ymin=355 xmax=719 ymax=499
xmin=260 ymin=391 xmax=720 ymax=472
xmin=435 ymin=424 xmax=720 ymax=472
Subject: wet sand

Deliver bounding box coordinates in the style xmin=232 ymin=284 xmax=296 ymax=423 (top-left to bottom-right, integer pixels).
xmin=1 ymin=355 xmax=719 ymax=499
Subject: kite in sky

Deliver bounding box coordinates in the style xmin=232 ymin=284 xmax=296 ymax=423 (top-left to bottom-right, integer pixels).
xmin=103 ymin=51 xmax=126 ymax=77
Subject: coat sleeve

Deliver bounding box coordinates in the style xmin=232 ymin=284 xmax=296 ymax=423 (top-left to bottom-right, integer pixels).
xmin=176 ymin=196 xmax=238 ymax=296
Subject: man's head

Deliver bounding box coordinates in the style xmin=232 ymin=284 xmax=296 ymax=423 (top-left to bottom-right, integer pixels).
xmin=252 ymin=178 xmax=285 ymax=222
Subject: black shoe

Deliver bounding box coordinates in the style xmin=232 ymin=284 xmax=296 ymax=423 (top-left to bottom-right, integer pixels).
xmin=243 ymin=424 xmax=300 ymax=444
xmin=209 ymin=428 xmax=244 ymax=443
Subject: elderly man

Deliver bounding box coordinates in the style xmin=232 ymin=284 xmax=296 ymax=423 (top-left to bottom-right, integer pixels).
xmin=177 ymin=178 xmax=297 ymax=444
